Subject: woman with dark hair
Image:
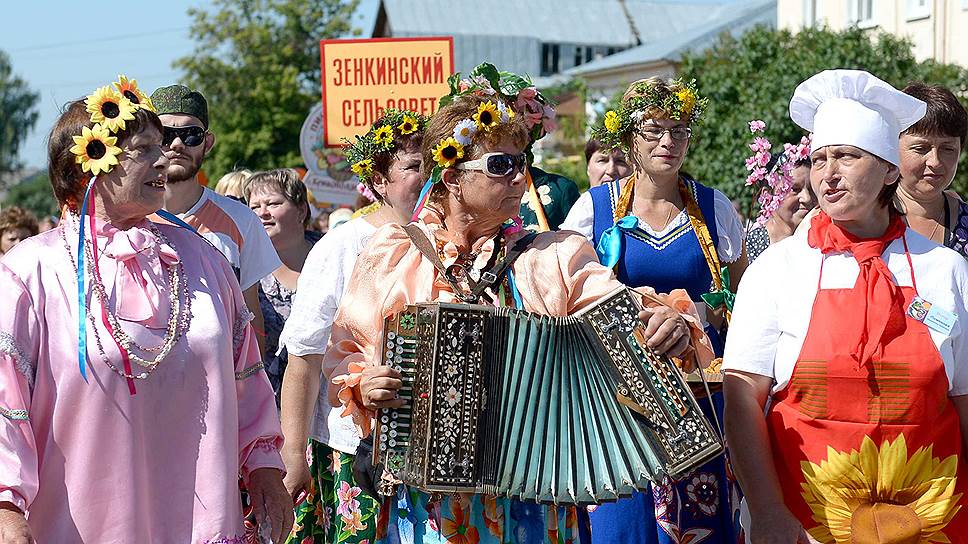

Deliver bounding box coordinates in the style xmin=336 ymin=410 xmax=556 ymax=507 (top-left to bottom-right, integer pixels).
xmin=585 ymin=138 xmax=632 ymax=188
xmin=279 ymin=110 xmax=429 ymax=543
xmin=746 ymin=151 xmax=817 ymax=262
xmin=245 ymin=168 xmax=321 ymax=400
xmin=725 ymin=70 xmax=968 ymax=543
xmin=0 ymin=207 xmax=39 ymax=256
xmin=0 ymin=77 xmax=291 ymax=543
xmin=897 ymin=82 xmax=968 ymax=258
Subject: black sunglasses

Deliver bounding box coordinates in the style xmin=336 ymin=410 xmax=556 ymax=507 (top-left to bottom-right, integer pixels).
xmin=162 ymin=125 xmax=206 ymax=147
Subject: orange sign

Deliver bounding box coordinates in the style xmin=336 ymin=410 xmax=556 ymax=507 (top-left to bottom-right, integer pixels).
xmin=320 ymin=37 xmax=454 ymax=147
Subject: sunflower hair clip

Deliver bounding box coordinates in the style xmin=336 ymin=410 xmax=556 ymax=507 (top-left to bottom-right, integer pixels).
xmin=591 ymin=78 xmax=707 ymax=151
xmin=343 ymin=109 xmax=428 ymax=184
xmin=70 ymin=75 xmax=158 ymax=176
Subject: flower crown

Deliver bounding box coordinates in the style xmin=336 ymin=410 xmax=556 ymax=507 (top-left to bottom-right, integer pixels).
xmin=343 ymin=109 xmax=429 ymax=184
xmin=428 ymin=99 xmax=515 ymax=182
xmin=69 ymin=75 xmax=157 ymax=176
xmin=591 ymin=78 xmax=707 ymax=150
xmin=440 ymin=62 xmax=557 ymax=146
xmin=744 ymin=119 xmax=812 ymax=225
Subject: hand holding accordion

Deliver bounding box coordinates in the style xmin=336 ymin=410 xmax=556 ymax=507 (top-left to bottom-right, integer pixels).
xmin=371 ymin=287 xmax=723 ymax=505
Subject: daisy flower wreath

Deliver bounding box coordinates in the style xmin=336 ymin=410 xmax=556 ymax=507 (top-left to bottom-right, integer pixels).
xmin=343 ymin=109 xmax=429 ymax=186
xmin=426 ymin=98 xmax=516 ymax=184
xmin=439 ymin=62 xmax=558 ymax=151
xmin=591 ymin=78 xmax=708 ymax=151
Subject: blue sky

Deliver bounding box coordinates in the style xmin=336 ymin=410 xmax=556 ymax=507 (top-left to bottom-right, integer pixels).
xmin=4 ymin=0 xmax=739 ymax=171
xmin=1 ymin=0 xmax=378 ymax=171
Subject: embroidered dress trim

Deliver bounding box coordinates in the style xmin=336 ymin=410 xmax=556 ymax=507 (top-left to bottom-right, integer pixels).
xmin=201 ymin=536 xmax=246 ymax=544
xmin=232 ymin=308 xmax=255 ymax=357
xmin=0 ymin=331 xmax=34 ymax=390
xmin=235 ymin=362 xmax=265 ymax=381
xmin=0 ymin=407 xmax=28 ymax=421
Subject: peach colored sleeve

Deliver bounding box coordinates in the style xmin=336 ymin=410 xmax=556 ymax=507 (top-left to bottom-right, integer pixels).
xmin=544 ymin=232 xmax=715 ymax=369
xmin=323 ymin=224 xmax=428 ymax=437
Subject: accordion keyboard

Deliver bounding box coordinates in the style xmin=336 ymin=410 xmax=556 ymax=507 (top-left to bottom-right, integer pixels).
xmin=375 ymin=309 xmax=418 ymax=476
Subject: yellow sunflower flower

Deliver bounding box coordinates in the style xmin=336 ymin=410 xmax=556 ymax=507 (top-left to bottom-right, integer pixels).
xmin=113 ymin=75 xmax=155 ymax=112
xmin=397 ymin=115 xmax=419 ymax=135
xmin=432 ymin=137 xmax=464 ymax=168
xmin=351 ymin=159 xmax=373 ymax=179
xmin=800 ymin=434 xmax=962 ymax=543
xmin=373 ymin=125 xmax=394 ymax=148
xmin=676 ymin=88 xmax=697 ymax=115
xmin=603 ymin=110 xmax=621 ymax=133
xmin=473 ymin=101 xmax=501 ymax=131
xmin=85 ymin=86 xmax=136 ymax=133
xmin=69 ymin=123 xmax=123 ymax=175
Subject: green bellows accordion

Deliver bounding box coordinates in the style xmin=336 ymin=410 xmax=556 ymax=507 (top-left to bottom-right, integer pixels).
xmin=373 ymin=288 xmax=723 ymax=504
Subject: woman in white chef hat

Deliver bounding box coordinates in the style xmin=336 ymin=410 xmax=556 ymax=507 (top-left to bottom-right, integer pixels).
xmin=722 ymin=69 xmax=968 ymax=543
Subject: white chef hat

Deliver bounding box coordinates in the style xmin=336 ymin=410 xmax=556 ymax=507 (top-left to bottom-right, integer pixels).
xmin=789 ymin=69 xmax=926 ymax=166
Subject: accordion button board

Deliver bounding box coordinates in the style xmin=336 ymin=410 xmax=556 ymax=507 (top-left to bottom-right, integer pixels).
xmin=373 ymin=287 xmax=724 ymax=505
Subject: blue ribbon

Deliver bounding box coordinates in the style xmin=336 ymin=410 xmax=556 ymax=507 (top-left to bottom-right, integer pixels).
xmin=154 ymin=209 xmax=197 ymax=232
xmin=507 ymin=269 xmax=524 ymax=310
xmin=75 ymin=177 xmax=98 ymax=382
xmin=595 ymin=215 xmax=639 ymax=268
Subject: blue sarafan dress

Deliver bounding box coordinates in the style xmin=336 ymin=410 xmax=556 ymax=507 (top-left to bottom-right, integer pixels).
xmin=562 ymin=176 xmax=744 ymax=544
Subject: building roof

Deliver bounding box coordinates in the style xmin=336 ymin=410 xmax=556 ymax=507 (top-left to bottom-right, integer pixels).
xmin=378 ymin=0 xmax=747 ymax=48
xmin=567 ymin=0 xmax=776 ymax=75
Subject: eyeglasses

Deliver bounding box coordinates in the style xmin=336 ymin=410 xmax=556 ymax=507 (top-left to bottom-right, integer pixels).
xmin=456 ymin=152 xmax=527 ymax=177
xmin=636 ymin=126 xmax=692 ymax=142
xmin=162 ymin=125 xmax=206 ymax=147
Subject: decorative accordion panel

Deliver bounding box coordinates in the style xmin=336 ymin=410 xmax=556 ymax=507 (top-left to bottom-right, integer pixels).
xmin=373 ymin=288 xmax=724 ymax=505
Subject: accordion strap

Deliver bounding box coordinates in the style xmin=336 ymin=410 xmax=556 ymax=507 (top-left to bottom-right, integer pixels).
xmin=402 ymin=223 xmax=537 ymax=304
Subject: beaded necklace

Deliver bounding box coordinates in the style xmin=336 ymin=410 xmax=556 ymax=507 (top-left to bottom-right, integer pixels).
xmin=62 ymin=221 xmax=192 ymax=380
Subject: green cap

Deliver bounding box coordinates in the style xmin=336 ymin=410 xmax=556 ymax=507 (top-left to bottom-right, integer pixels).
xmin=150 ymin=84 xmax=209 ymax=128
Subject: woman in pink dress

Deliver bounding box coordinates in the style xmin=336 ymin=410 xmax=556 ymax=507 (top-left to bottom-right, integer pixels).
xmin=0 ymin=78 xmax=292 ymax=543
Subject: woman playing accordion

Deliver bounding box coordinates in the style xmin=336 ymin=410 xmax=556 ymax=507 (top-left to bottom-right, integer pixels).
xmin=323 ymin=93 xmax=717 ymax=543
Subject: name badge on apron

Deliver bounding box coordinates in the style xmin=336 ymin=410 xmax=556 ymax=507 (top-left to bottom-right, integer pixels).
xmin=907 ymin=296 xmax=957 ymax=336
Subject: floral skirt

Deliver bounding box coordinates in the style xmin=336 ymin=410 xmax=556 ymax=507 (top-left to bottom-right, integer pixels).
xmin=378 ymin=488 xmax=581 ymax=544
xmin=586 ymin=392 xmax=742 ymax=544
xmin=286 ymin=439 xmax=380 ymax=543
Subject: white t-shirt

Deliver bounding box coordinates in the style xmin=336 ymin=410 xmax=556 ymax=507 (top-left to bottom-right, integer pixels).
xmin=561 ymin=186 xmax=746 ymax=264
xmin=279 ymin=217 xmax=378 ymax=452
xmin=723 ymin=226 xmax=968 ymax=395
xmin=175 ymin=187 xmax=281 ymax=290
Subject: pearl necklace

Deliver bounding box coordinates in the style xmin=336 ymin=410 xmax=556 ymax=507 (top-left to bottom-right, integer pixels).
xmin=61 ymin=223 xmax=192 ymax=379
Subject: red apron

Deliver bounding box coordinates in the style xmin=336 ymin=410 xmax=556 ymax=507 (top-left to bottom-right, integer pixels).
xmin=766 ymin=237 xmax=968 ymax=543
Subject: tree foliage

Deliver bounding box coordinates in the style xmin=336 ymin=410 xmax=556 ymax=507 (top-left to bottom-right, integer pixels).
xmin=174 ymin=0 xmax=359 ymax=180
xmin=0 ymin=50 xmax=39 ymax=182
xmin=3 ymin=171 xmax=59 ymax=219
xmin=679 ymin=25 xmax=968 ymax=201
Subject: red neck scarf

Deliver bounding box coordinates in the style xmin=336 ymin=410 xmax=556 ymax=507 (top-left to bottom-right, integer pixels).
xmin=807 ymin=211 xmax=907 ymax=366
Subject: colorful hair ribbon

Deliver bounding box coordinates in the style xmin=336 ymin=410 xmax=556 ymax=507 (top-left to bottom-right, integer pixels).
xmin=411 ymin=178 xmax=434 ymax=222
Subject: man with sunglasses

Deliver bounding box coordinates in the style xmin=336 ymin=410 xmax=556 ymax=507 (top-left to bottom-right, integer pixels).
xmin=149 ymin=84 xmax=281 ymax=355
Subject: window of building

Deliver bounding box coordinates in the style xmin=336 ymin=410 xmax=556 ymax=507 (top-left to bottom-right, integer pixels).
xmin=541 ymin=43 xmax=561 ymax=76
xmin=907 ymin=0 xmax=931 ymax=20
xmin=847 ymin=0 xmax=875 ymax=27
xmin=962 ymin=0 xmax=968 ymax=10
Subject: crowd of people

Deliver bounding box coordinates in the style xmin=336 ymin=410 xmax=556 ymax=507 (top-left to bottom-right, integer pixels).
xmin=0 ymin=60 xmax=966 ymax=544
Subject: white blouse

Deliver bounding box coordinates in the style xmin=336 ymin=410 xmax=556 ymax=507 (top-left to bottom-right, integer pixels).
xmin=279 ymin=216 xmax=378 ymax=452
xmin=722 ymin=226 xmax=968 ymax=395
xmin=560 ymin=186 xmax=746 ymax=264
